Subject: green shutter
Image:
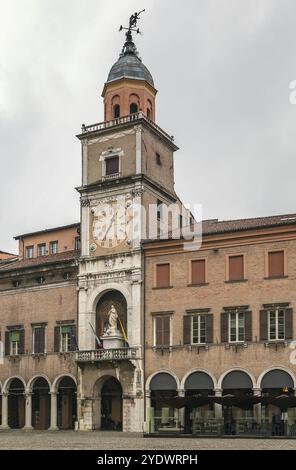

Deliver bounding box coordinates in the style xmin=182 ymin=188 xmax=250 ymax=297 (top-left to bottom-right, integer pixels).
xmin=10 ymin=331 xmax=20 ymax=342
xmin=61 ymin=325 xmax=71 ymax=334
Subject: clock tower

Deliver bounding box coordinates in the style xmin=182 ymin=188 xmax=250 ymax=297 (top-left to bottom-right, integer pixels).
xmin=75 ymin=13 xmax=179 ymax=432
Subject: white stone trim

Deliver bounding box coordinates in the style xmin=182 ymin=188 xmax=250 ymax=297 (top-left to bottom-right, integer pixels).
xmin=26 ymin=374 xmax=51 ymax=394
xmin=217 ymin=368 xmax=256 ymax=389
xmin=256 ymin=366 xmax=296 ymax=389
xmin=135 ymin=125 xmax=142 ymax=173
xmin=180 ymin=369 xmax=218 ymax=390
xmin=3 ymin=375 xmax=26 ymax=394
xmin=145 ymin=370 xmax=180 ymax=392
xmin=82 ymin=139 xmax=88 ymax=186
xmin=51 ymin=373 xmax=77 ymax=393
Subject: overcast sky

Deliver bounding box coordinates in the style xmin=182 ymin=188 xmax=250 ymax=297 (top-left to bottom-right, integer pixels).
xmin=0 ymin=0 xmax=296 ymax=253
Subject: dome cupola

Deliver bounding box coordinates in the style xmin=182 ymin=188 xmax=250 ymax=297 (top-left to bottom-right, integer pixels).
xmin=102 ymin=11 xmax=157 ymax=122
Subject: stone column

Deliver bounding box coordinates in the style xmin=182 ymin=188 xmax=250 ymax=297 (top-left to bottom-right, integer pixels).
xmin=145 ymin=391 xmax=151 ymax=434
xmin=49 ymin=392 xmax=58 ymax=431
xmin=23 ymin=393 xmax=33 ymax=430
xmin=0 ymin=393 xmax=9 ymax=429
xmin=214 ymin=388 xmax=223 ymax=420
xmin=177 ymin=389 xmax=185 ymax=431
xmin=253 ymin=387 xmax=262 ymax=424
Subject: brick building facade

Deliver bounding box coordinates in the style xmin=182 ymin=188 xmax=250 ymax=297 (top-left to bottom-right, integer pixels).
xmin=0 ymin=19 xmax=296 ymax=436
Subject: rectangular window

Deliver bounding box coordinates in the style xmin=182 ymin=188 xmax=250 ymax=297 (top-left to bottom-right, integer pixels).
xmin=192 ymin=315 xmax=206 ymax=344
xmin=49 ymin=241 xmax=58 ymax=255
xmin=157 ymin=199 xmax=163 ymax=221
xmin=105 ymin=156 xmax=119 ymax=176
xmin=33 ymin=326 xmax=45 ymax=354
xmin=229 ymin=255 xmax=244 ymax=281
xmin=60 ymin=325 xmax=72 ymax=353
xmin=268 ymin=251 xmax=285 ymax=278
xmin=154 ymin=316 xmax=171 ymax=347
xmin=191 ymin=259 xmax=206 ymax=285
xmin=229 ymin=311 xmax=245 ymax=342
xmin=156 ymin=263 xmax=170 ymax=288
xmin=25 ymin=246 xmax=34 ymax=259
xmin=37 ymin=243 xmax=46 ymax=257
xmin=10 ymin=330 xmax=20 ymax=356
xmin=268 ymin=309 xmax=285 ymax=341
xmin=75 ymin=237 xmax=81 ymax=250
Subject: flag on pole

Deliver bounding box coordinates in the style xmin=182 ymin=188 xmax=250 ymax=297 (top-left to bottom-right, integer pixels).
xmin=118 ymin=317 xmax=129 ymax=347
xmin=89 ymin=322 xmax=103 ymax=349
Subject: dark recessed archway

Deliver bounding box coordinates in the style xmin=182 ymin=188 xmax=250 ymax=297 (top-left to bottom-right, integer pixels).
xmin=101 ymin=377 xmax=123 ymax=431
xmin=32 ymin=377 xmax=50 ymax=430
xmin=8 ymin=378 xmax=25 ymax=429
xmin=57 ymin=376 xmax=77 ymax=430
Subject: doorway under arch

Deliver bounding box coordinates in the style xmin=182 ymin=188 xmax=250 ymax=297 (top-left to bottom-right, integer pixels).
xmin=32 ymin=377 xmax=51 ymax=430
xmin=8 ymin=378 xmax=25 ymax=429
xmin=101 ymin=377 xmax=123 ymax=431
xmin=57 ymin=376 xmax=77 ymax=430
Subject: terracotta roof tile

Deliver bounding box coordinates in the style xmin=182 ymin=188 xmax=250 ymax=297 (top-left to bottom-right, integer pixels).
xmin=0 ymin=250 xmax=79 ymax=273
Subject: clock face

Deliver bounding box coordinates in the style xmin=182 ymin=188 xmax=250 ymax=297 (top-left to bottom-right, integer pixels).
xmin=92 ymin=199 xmax=132 ymax=249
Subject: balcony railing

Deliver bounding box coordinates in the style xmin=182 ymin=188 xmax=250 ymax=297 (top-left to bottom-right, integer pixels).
xmin=75 ymin=347 xmax=139 ymax=363
xmin=80 ymin=112 xmax=175 ymax=143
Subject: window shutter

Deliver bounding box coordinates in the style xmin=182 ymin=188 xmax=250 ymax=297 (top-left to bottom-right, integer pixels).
xmin=183 ymin=316 xmax=191 ymax=345
xmin=260 ymin=309 xmax=268 ymax=341
xmin=54 ymin=326 xmax=60 ymax=352
xmin=268 ymin=251 xmax=284 ymax=277
xmin=229 ymin=255 xmax=244 ymax=281
xmin=191 ymin=260 xmax=206 ymax=285
xmin=156 ymin=264 xmax=170 ymax=288
xmin=34 ymin=327 xmax=45 ymax=354
xmin=285 ymin=308 xmax=293 ymax=340
xmin=206 ymin=314 xmax=213 ymax=343
xmin=244 ymin=311 xmax=252 ymax=342
xmin=221 ymin=312 xmax=228 ymax=343
xmin=5 ymin=331 xmax=10 ymax=356
xmin=18 ymin=329 xmax=25 ymax=355
xmin=69 ymin=325 xmax=77 ymax=351
xmin=155 ymin=317 xmax=163 ymax=347
xmin=163 ymin=317 xmax=170 ymax=346
xmin=105 ymin=156 xmax=119 ymax=176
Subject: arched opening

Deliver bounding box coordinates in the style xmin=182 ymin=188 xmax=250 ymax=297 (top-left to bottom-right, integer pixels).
xmin=130 ymin=102 xmax=138 ymax=114
xmin=147 ymin=99 xmax=153 ymax=120
xmin=261 ymin=369 xmax=295 ymax=436
xmin=113 ymin=104 xmax=120 ymax=119
xmin=32 ymin=377 xmax=50 ymax=430
xmin=101 ymin=377 xmax=122 ymax=431
xmin=184 ymin=372 xmax=215 ymax=434
xmin=149 ymin=373 xmax=178 ymax=433
xmin=57 ymin=376 xmax=77 ymax=430
xmin=8 ymin=378 xmax=25 ymax=429
xmin=96 ymin=290 xmax=127 ymax=343
xmin=221 ymin=371 xmax=254 ymax=435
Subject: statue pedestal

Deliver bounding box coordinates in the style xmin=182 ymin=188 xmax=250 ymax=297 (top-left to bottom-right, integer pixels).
xmin=102 ymin=331 xmax=125 ymax=350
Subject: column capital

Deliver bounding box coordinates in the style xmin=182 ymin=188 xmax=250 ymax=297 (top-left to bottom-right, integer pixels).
xmin=253 ymin=387 xmax=261 ymax=396
xmin=177 ymin=389 xmax=185 ymax=397
xmin=214 ymin=388 xmax=222 ymax=396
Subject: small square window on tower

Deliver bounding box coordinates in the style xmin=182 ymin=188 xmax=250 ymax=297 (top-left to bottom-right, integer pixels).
xmin=105 ymin=155 xmax=119 ymax=176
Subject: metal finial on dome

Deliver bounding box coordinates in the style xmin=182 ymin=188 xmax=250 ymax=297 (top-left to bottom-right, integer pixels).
xmin=119 ymin=10 xmax=145 ymax=58
xmin=106 ymin=9 xmax=154 ymax=88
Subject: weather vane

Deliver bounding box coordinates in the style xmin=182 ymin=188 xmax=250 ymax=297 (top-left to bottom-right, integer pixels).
xmin=119 ymin=9 xmax=146 ymax=35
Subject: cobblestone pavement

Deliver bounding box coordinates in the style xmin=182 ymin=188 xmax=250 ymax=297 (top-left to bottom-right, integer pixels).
xmin=0 ymin=431 xmax=296 ymax=450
